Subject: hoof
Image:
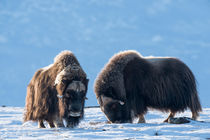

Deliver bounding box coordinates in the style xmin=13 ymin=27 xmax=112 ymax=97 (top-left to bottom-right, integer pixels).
xmin=168 ymin=117 xmax=190 ymax=124
xmin=163 ymin=119 xmax=169 ymax=123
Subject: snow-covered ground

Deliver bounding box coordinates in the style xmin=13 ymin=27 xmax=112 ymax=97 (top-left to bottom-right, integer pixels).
xmin=1 ymin=107 xmax=210 ymax=139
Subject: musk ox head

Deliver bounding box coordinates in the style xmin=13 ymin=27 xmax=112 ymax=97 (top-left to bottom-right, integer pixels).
xmin=99 ymin=96 xmax=131 ymax=123
xmin=61 ymin=81 xmax=87 ymax=118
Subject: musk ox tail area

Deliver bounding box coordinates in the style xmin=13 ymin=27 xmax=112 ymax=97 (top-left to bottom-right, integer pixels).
xmin=186 ymin=69 xmax=202 ymax=119
xmin=189 ymin=91 xmax=202 ymax=119
xmin=24 ymin=84 xmax=35 ymax=122
xmin=180 ymin=63 xmax=202 ymax=119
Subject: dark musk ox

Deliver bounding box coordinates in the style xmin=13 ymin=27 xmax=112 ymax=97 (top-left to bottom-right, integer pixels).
xmin=94 ymin=50 xmax=202 ymax=124
xmin=24 ymin=51 xmax=89 ymax=128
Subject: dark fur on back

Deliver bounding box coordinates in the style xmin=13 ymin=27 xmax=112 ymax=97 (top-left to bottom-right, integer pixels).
xmin=94 ymin=50 xmax=202 ymax=123
xmin=24 ymin=50 xmax=88 ymax=128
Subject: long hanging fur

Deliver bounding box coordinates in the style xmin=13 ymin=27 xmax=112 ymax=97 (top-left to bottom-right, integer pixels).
xmin=94 ymin=50 xmax=202 ymax=123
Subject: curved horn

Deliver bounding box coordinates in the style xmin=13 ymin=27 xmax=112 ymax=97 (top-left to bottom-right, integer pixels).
xmin=54 ymin=65 xmax=71 ymax=85
xmin=54 ymin=64 xmax=81 ymax=86
xmin=57 ymin=94 xmax=63 ymax=99
xmin=118 ymin=100 xmax=125 ymax=105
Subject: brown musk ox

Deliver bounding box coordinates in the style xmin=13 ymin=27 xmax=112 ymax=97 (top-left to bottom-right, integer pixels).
xmin=24 ymin=50 xmax=89 ymax=128
xmin=94 ymin=50 xmax=202 ymax=124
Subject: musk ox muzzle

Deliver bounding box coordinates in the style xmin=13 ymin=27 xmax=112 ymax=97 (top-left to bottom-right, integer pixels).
xmin=58 ymin=81 xmax=87 ymax=119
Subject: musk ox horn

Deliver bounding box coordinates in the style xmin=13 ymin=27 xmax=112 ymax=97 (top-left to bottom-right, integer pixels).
xmin=54 ymin=65 xmax=71 ymax=86
xmin=57 ymin=94 xmax=63 ymax=99
xmin=54 ymin=64 xmax=82 ymax=86
xmin=118 ymin=101 xmax=125 ymax=105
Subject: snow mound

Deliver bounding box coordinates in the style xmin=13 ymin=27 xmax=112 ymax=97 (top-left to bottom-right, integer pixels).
xmin=0 ymin=107 xmax=210 ymax=139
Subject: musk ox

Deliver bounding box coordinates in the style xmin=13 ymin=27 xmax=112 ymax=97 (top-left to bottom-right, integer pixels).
xmin=24 ymin=50 xmax=89 ymax=128
xmin=94 ymin=50 xmax=202 ymax=123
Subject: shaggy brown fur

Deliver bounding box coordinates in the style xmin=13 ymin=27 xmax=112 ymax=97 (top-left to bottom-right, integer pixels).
xmin=94 ymin=50 xmax=202 ymax=123
xmin=24 ymin=50 xmax=88 ymax=128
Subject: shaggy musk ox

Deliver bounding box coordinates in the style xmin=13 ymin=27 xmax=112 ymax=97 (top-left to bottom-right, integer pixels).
xmin=24 ymin=51 xmax=89 ymax=128
xmin=94 ymin=50 xmax=202 ymax=123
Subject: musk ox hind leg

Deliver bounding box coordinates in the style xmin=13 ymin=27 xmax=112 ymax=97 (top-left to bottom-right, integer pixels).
xmin=191 ymin=110 xmax=199 ymax=120
xmin=138 ymin=114 xmax=145 ymax=123
xmin=163 ymin=112 xmax=176 ymax=123
xmin=189 ymin=92 xmax=202 ymax=120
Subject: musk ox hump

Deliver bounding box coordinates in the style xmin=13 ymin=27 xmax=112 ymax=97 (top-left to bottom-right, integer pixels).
xmin=106 ymin=50 xmax=143 ymax=71
xmin=94 ymin=50 xmax=143 ymax=100
xmin=53 ymin=50 xmax=80 ymax=69
xmin=54 ymin=50 xmax=74 ymax=63
xmin=41 ymin=64 xmax=53 ymax=72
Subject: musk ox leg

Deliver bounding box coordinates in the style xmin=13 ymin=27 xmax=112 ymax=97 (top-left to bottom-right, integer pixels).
xmin=47 ymin=121 xmax=55 ymax=128
xmin=53 ymin=117 xmax=64 ymax=128
xmin=192 ymin=111 xmax=199 ymax=120
xmin=38 ymin=120 xmax=45 ymax=128
xmin=66 ymin=117 xmax=80 ymax=128
xmin=138 ymin=114 xmax=146 ymax=123
xmin=164 ymin=112 xmax=176 ymax=123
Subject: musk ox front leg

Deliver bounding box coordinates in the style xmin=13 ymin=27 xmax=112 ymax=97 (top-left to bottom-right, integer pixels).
xmin=47 ymin=120 xmax=55 ymax=128
xmin=66 ymin=117 xmax=80 ymax=128
xmin=38 ymin=120 xmax=45 ymax=128
xmin=53 ymin=116 xmax=64 ymax=128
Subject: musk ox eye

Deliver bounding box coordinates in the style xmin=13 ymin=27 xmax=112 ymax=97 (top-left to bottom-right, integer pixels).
xmin=65 ymin=94 xmax=71 ymax=98
xmin=111 ymin=103 xmax=117 ymax=110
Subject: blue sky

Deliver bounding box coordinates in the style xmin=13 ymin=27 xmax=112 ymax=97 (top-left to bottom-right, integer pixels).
xmin=0 ymin=0 xmax=210 ymax=107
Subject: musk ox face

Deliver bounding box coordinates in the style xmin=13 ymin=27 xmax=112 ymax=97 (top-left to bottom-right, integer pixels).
xmin=58 ymin=81 xmax=87 ymax=119
xmin=100 ymin=96 xmax=130 ymax=123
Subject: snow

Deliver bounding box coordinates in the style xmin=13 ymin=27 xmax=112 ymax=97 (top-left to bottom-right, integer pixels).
xmin=1 ymin=107 xmax=210 ymax=139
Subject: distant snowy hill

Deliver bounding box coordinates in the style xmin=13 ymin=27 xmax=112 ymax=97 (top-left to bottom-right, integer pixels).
xmin=0 ymin=0 xmax=210 ymax=107
xmin=1 ymin=107 xmax=210 ymax=139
